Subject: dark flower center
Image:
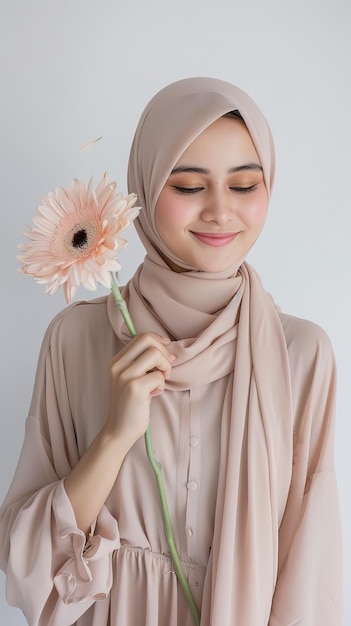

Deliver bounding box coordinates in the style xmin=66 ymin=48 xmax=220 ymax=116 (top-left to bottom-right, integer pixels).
xmin=72 ymin=229 xmax=88 ymax=249
xmin=63 ymin=220 xmax=98 ymax=258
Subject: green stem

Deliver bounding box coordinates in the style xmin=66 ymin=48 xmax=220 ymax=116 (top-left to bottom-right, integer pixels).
xmin=110 ymin=276 xmax=137 ymax=337
xmin=110 ymin=273 xmax=200 ymax=626
xmin=144 ymin=428 xmax=201 ymax=625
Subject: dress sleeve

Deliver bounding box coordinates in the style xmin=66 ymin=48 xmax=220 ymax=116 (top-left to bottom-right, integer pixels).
xmin=269 ymin=318 xmax=343 ymax=625
xmin=0 ymin=309 xmax=120 ymax=626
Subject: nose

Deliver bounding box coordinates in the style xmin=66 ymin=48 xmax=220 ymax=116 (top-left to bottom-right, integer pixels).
xmin=200 ymin=186 xmax=236 ymax=225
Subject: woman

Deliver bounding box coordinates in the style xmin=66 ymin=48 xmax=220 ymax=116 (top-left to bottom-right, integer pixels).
xmin=0 ymin=77 xmax=343 ymax=625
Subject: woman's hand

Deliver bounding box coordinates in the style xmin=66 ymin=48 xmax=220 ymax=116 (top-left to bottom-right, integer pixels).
xmin=104 ymin=332 xmax=175 ymax=448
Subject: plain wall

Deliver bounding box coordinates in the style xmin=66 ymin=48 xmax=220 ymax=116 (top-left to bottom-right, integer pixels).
xmin=1 ymin=1 xmax=350 ymax=623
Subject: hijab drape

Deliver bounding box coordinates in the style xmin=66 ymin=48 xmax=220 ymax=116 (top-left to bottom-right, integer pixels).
xmin=108 ymin=77 xmax=293 ymax=625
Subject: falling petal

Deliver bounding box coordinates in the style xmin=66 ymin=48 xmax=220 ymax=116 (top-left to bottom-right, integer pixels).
xmin=80 ymin=136 xmax=103 ymax=152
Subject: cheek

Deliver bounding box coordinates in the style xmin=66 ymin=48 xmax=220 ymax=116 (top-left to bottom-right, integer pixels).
xmin=243 ymin=190 xmax=269 ymax=228
xmin=155 ymin=195 xmax=190 ymax=233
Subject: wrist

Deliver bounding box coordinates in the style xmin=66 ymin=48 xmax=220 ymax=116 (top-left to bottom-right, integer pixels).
xmin=99 ymin=420 xmax=137 ymax=458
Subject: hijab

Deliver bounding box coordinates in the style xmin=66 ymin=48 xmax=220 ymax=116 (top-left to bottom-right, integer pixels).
xmin=108 ymin=77 xmax=293 ymax=625
xmin=128 ymin=76 xmax=275 ymax=274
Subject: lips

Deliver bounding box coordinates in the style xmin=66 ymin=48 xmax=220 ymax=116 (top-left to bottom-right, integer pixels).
xmin=190 ymin=231 xmax=238 ymax=247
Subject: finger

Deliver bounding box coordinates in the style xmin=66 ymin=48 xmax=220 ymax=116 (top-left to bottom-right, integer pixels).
xmin=127 ymin=369 xmax=166 ymax=399
xmin=114 ymin=346 xmax=173 ymax=383
xmin=112 ymin=333 xmax=171 ymax=362
xmin=112 ymin=333 xmax=175 ymax=371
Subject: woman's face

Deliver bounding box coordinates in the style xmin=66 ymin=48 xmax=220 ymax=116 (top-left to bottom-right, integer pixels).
xmin=155 ymin=116 xmax=268 ymax=273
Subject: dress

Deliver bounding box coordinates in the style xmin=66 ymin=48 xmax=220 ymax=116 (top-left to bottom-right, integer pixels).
xmin=0 ymin=285 xmax=343 ymax=625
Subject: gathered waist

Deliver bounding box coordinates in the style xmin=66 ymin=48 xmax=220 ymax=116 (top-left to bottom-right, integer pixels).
xmin=117 ymin=543 xmax=207 ymax=575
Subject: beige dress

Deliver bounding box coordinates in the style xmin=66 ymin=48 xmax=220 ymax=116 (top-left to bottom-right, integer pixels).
xmin=0 ymin=285 xmax=342 ymax=626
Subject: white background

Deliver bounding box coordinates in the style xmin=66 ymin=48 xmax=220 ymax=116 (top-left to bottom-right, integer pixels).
xmin=0 ymin=1 xmax=350 ymax=623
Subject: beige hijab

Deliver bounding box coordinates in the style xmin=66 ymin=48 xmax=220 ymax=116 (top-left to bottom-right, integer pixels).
xmin=108 ymin=78 xmax=293 ymax=624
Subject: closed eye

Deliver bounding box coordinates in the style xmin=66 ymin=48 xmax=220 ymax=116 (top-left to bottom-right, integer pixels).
xmin=230 ymin=184 xmax=258 ymax=193
xmin=172 ymin=186 xmax=204 ymax=194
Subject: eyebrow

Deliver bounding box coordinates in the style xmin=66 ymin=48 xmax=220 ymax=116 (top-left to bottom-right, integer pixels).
xmin=170 ymin=163 xmax=263 ymax=175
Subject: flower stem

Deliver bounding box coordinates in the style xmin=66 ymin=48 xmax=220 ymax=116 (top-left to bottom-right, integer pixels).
xmin=110 ymin=273 xmax=201 ymax=626
xmin=144 ymin=427 xmax=201 ymax=625
xmin=110 ymin=276 xmax=137 ymax=337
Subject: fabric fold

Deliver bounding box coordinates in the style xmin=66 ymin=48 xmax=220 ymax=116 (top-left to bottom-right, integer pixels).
xmin=54 ymin=500 xmax=120 ymax=605
xmin=108 ymin=256 xmax=294 ymax=624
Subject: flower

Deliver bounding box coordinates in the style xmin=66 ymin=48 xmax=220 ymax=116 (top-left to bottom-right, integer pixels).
xmin=18 ymin=172 xmax=140 ymax=303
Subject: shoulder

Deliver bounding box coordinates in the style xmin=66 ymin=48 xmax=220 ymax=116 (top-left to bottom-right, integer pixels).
xmin=46 ymin=296 xmax=109 ymax=337
xmin=279 ymin=313 xmax=335 ymax=394
xmin=279 ymin=311 xmax=335 ymax=366
xmin=41 ymin=296 xmax=118 ymax=361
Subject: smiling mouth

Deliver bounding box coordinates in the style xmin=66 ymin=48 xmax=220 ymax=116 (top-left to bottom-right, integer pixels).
xmin=190 ymin=232 xmax=239 ymax=247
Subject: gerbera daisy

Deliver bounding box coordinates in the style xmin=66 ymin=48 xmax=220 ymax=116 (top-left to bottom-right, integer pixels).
xmin=18 ymin=172 xmax=140 ymax=303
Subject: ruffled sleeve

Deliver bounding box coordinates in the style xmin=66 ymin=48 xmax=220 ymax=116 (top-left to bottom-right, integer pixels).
xmin=0 ymin=302 xmax=120 ymax=625
xmin=53 ymin=483 xmax=119 ymax=605
xmin=269 ymin=315 xmax=343 ymax=625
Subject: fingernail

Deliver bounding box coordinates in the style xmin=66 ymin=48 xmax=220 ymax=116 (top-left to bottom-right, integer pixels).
xmin=161 ymin=336 xmax=171 ymax=343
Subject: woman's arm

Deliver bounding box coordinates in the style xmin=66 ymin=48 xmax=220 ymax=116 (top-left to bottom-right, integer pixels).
xmin=64 ymin=332 xmax=174 ymax=534
xmin=0 ymin=302 xmax=174 ymax=624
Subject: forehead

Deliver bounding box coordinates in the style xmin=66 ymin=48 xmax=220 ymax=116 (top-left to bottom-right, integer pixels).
xmin=174 ymin=116 xmax=260 ymax=167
